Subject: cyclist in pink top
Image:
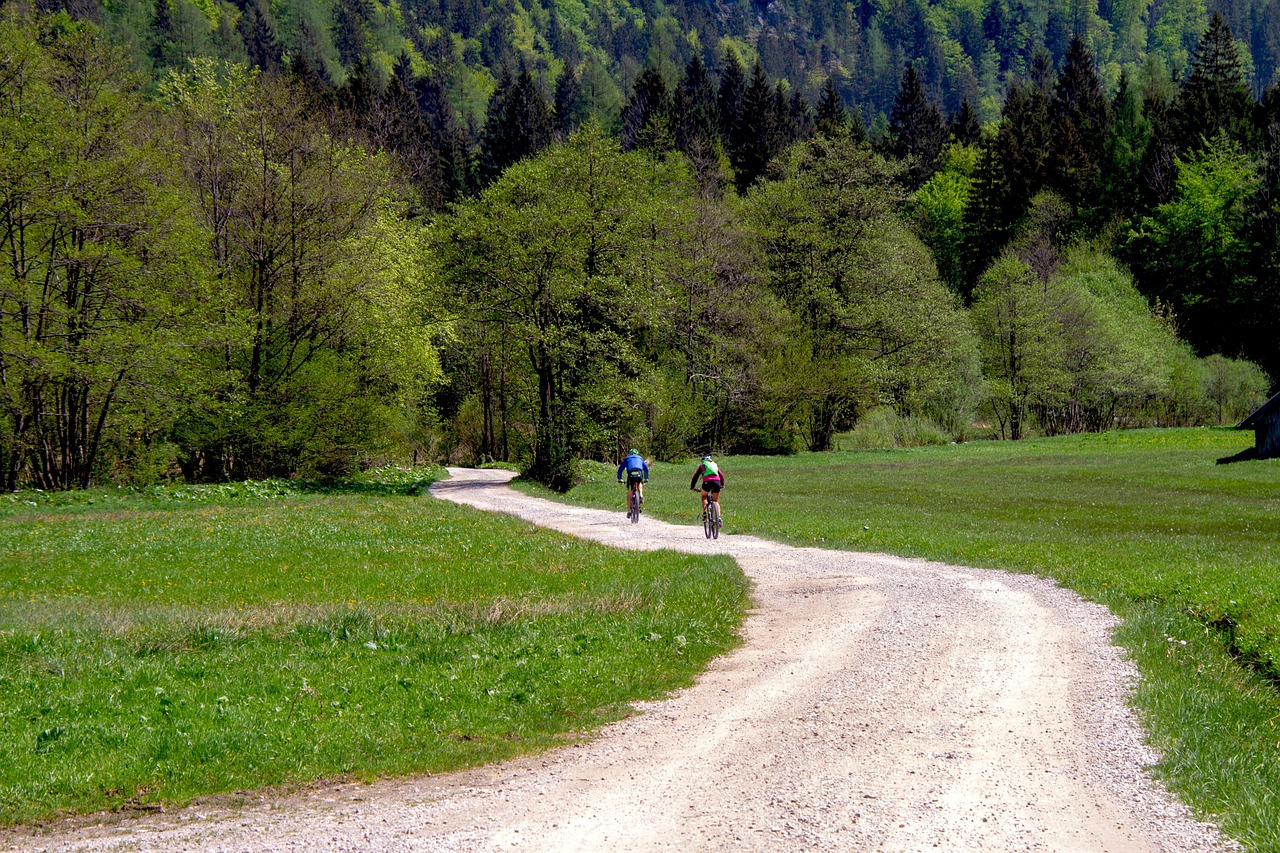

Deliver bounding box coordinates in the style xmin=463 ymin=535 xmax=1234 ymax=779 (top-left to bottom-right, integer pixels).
xmin=689 ymin=455 xmax=724 ymax=515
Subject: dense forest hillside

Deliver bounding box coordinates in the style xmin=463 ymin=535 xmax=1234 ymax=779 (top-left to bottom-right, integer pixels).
xmin=2 ymin=0 xmax=1279 ymax=489
xmin=44 ymin=0 xmax=1280 ymax=127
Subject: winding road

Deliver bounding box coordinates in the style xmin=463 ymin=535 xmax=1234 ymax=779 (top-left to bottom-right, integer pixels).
xmin=11 ymin=467 xmax=1231 ymax=852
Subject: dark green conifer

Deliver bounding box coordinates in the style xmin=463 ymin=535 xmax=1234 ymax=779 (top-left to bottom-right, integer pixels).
xmin=888 ymin=63 xmax=947 ymax=187
xmin=949 ymin=98 xmax=981 ymax=146
xmin=814 ymin=77 xmax=850 ymax=138
xmin=1171 ymin=13 xmax=1255 ymax=151
xmin=479 ymin=67 xmax=553 ymax=184
xmin=1048 ymin=35 xmax=1110 ymax=217
xmin=621 ymin=66 xmax=671 ymax=151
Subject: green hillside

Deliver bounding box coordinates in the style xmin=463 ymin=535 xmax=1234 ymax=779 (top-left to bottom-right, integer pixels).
xmin=83 ymin=0 xmax=1280 ymax=128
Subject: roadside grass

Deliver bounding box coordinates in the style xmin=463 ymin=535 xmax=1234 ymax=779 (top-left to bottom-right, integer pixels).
xmin=522 ymin=429 xmax=1280 ymax=848
xmin=0 ymin=468 xmax=748 ymax=826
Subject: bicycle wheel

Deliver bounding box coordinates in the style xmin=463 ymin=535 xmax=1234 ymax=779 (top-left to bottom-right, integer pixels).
xmin=710 ymin=500 xmax=721 ymax=539
xmin=629 ymin=488 xmax=641 ymax=523
xmin=702 ymin=502 xmax=712 ymax=538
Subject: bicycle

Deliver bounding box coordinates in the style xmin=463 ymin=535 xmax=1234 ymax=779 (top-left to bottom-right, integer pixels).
xmin=626 ymin=481 xmax=642 ymax=523
xmin=702 ymin=493 xmax=721 ymax=539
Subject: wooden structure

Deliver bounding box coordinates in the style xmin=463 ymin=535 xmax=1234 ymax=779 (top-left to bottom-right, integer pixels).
xmin=1238 ymin=391 xmax=1280 ymax=459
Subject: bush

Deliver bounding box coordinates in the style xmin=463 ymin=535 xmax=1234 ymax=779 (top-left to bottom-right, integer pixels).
xmin=839 ymin=407 xmax=951 ymax=450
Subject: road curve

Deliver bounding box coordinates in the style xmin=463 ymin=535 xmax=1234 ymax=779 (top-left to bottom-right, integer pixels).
xmin=10 ymin=467 xmax=1231 ymax=852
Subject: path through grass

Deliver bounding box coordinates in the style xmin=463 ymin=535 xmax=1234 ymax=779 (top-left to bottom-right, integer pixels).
xmin=528 ymin=429 xmax=1280 ymax=848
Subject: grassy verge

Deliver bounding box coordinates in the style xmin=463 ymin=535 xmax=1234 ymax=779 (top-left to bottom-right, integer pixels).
xmin=0 ymin=468 xmax=748 ymax=826
xmin=519 ymin=429 xmax=1280 ymax=848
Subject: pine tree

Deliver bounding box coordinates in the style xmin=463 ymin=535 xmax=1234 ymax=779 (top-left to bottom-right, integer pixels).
xmin=949 ymin=98 xmax=982 ymax=146
xmin=149 ymin=0 xmax=176 ymax=69
xmin=1171 ymin=13 xmax=1255 ymax=152
xmin=332 ymin=0 xmax=369 ymax=69
xmin=716 ymin=49 xmax=747 ymax=141
xmin=673 ymin=55 xmax=718 ymax=153
xmin=237 ymin=0 xmax=283 ymax=75
xmin=1047 ymin=35 xmax=1110 ymax=218
xmin=415 ymin=74 xmax=474 ymax=201
xmin=553 ymin=65 xmax=586 ymax=141
xmin=1100 ymin=70 xmax=1151 ymax=218
xmin=621 ymin=66 xmax=671 ymax=151
xmin=730 ymin=61 xmax=778 ymax=191
xmin=888 ymin=63 xmax=947 ymax=188
xmin=788 ymin=86 xmax=813 ymax=143
xmin=962 ymin=81 xmax=1052 ymax=287
xmin=479 ymin=67 xmax=553 ymax=184
xmin=814 ymin=77 xmax=850 ymax=138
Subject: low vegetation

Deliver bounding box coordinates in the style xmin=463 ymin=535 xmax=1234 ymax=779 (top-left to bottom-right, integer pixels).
xmin=530 ymin=429 xmax=1280 ymax=848
xmin=0 ymin=468 xmax=748 ymax=825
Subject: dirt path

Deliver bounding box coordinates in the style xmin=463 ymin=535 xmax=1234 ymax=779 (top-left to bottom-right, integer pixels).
xmin=11 ymin=468 xmax=1232 ymax=852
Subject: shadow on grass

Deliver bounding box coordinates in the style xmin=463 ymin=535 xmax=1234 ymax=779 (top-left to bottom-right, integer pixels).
xmin=1216 ymin=447 xmax=1260 ymax=465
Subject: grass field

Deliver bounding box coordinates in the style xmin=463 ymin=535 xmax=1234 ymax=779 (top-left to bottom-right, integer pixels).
xmin=0 ymin=468 xmax=748 ymax=825
xmin=525 ymin=428 xmax=1280 ymax=849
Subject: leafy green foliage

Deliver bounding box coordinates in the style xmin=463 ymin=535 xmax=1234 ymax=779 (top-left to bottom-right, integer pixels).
xmin=435 ymin=124 xmax=696 ymax=488
xmin=0 ymin=16 xmax=211 ymax=491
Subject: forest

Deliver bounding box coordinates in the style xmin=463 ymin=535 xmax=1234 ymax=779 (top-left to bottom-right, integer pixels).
xmin=1 ymin=0 xmax=1278 ymax=490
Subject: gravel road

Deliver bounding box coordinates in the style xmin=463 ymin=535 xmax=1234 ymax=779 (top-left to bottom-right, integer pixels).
xmin=9 ymin=467 xmax=1234 ymax=852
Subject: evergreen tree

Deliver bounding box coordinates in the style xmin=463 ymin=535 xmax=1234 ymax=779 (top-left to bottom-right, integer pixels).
xmin=1243 ymin=86 xmax=1280 ymax=379
xmin=887 ymin=63 xmax=947 ymax=188
xmin=1047 ymin=35 xmax=1110 ymax=219
xmin=479 ymin=67 xmax=553 ymax=184
xmin=553 ymin=64 xmax=587 ymax=140
xmin=621 ymin=66 xmax=672 ymax=151
xmin=415 ymin=74 xmax=474 ymax=202
xmin=787 ymin=86 xmax=813 ymax=143
xmin=949 ymin=98 xmax=982 ymax=146
xmin=730 ymin=61 xmax=778 ymax=191
xmin=962 ymin=81 xmax=1052 ymax=287
xmin=149 ymin=0 xmax=176 ymax=69
xmin=1138 ymin=59 xmax=1181 ymax=207
xmin=716 ymin=49 xmax=747 ymax=140
xmin=1100 ymin=71 xmax=1151 ymax=219
xmin=288 ymin=53 xmax=332 ymax=99
xmin=814 ymin=77 xmax=851 ymax=138
xmin=237 ymin=0 xmax=282 ymax=75
xmin=1171 ymin=13 xmax=1255 ymax=152
xmin=673 ymin=55 xmax=718 ymax=153
xmin=333 ymin=0 xmax=370 ymax=69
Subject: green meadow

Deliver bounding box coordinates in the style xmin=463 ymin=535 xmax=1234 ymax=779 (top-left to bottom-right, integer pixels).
xmin=529 ymin=428 xmax=1280 ymax=849
xmin=0 ymin=468 xmax=747 ymax=825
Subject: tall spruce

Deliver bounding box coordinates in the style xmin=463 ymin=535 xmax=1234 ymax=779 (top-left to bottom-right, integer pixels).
xmin=479 ymin=67 xmax=553 ymax=184
xmin=949 ymin=98 xmax=982 ymax=145
xmin=237 ymin=0 xmax=282 ymax=75
xmin=716 ymin=50 xmax=747 ymax=140
xmin=621 ymin=66 xmax=672 ymax=151
xmin=962 ymin=79 xmax=1053 ymax=288
xmin=730 ymin=61 xmax=779 ymax=191
xmin=1171 ymin=13 xmax=1255 ymax=152
xmin=787 ymin=86 xmax=813 ymax=144
xmin=673 ymin=55 xmax=718 ymax=152
xmin=1047 ymin=35 xmax=1110 ymax=219
xmin=415 ymin=74 xmax=473 ymax=201
xmin=553 ymin=64 xmax=587 ymax=140
xmin=1101 ymin=70 xmax=1151 ymax=218
xmin=888 ymin=63 xmax=948 ymax=188
xmin=814 ymin=77 xmax=851 ymax=138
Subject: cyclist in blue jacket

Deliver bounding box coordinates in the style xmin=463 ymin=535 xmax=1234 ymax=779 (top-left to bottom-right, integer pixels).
xmin=617 ymin=449 xmax=649 ymax=504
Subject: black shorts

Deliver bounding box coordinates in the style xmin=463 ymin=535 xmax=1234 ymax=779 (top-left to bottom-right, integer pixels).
xmin=702 ymin=479 xmax=722 ymax=494
xmin=626 ymin=472 xmax=645 ymax=487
